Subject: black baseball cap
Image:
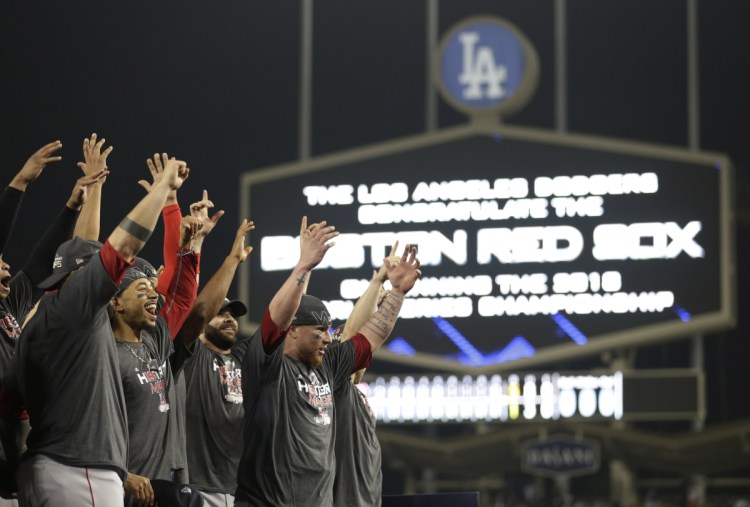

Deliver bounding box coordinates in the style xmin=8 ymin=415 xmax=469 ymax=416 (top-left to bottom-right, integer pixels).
xmin=116 ymin=266 xmax=150 ymax=294
xmin=220 ymin=297 xmax=247 ymax=317
xmin=150 ymin=480 xmax=204 ymax=507
xmin=292 ymin=294 xmax=331 ymax=327
xmin=133 ymin=257 xmax=158 ymax=279
xmin=38 ymin=238 xmax=102 ymax=290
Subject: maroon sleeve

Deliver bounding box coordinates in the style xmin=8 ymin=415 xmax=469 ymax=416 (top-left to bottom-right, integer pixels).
xmin=160 ymin=250 xmax=199 ymax=338
xmin=156 ymin=203 xmax=182 ymax=297
xmin=350 ymin=333 xmax=373 ymax=372
xmin=100 ymin=240 xmax=134 ymax=285
xmin=261 ymin=309 xmax=288 ymax=354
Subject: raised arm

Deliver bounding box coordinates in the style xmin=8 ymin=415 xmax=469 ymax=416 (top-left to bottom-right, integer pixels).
xmin=0 ymin=141 xmax=63 ymax=254
xmin=357 ymin=245 xmax=421 ymax=353
xmin=177 ymin=219 xmax=255 ymax=350
xmin=22 ymin=170 xmax=108 ymax=287
xmin=297 ymin=216 xmax=312 ymax=294
xmin=107 ymin=158 xmax=188 ymax=262
xmin=340 ymin=242 xmax=396 ymax=342
xmin=140 ymin=153 xmax=184 ymax=297
xmin=268 ymin=218 xmax=338 ymax=330
xmin=73 ymin=133 xmax=112 ymax=241
xmin=158 ymin=215 xmax=201 ymax=337
xmin=187 ymin=189 xmax=224 ymax=255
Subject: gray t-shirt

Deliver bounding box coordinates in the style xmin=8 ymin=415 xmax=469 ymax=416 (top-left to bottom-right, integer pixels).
xmin=116 ymin=317 xmax=176 ymax=481
xmin=0 ymin=272 xmax=34 ymax=369
xmin=174 ymin=335 xmax=250 ymax=493
xmin=235 ymin=312 xmax=371 ymax=506
xmin=18 ymin=252 xmax=129 ymax=479
xmin=0 ymin=272 xmax=35 ymax=488
xmin=0 ymin=272 xmax=34 ymax=403
xmin=333 ymin=380 xmax=382 ymax=507
xmin=171 ymin=369 xmax=189 ymax=484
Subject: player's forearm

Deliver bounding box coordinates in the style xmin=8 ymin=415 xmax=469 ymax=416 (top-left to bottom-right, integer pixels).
xmin=0 ymin=187 xmax=24 ymax=255
xmin=107 ymin=180 xmax=171 ymax=261
xmin=268 ymin=263 xmax=312 ymax=330
xmin=359 ymin=290 xmax=405 ymax=353
xmin=179 ymin=254 xmax=242 ymax=348
xmin=73 ymin=183 xmax=102 ymax=241
xmin=23 ymin=205 xmax=80 ymax=286
xmin=161 ymin=251 xmax=199 ymax=336
xmin=157 ymin=203 xmax=182 ymax=297
xmin=341 ymin=276 xmax=383 ymax=342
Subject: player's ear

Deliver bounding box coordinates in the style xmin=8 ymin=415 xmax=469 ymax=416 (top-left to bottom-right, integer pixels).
xmin=110 ymin=296 xmax=124 ymax=313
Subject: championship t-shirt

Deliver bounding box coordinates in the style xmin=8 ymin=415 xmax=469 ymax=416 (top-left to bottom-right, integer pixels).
xmin=333 ymin=380 xmax=382 ymax=507
xmin=18 ymin=246 xmax=131 ymax=479
xmin=117 ymin=316 xmax=176 ymax=481
xmin=0 ymin=272 xmax=35 ymax=490
xmin=175 ymin=335 xmax=251 ymax=493
xmin=235 ymin=311 xmax=372 ymax=507
xmin=0 ymin=271 xmax=34 ymax=410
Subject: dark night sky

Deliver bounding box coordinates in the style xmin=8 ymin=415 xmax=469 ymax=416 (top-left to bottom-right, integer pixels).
xmin=1 ymin=1 xmax=748 ymax=424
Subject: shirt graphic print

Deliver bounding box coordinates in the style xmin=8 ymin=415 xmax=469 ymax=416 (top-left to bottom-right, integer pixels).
xmin=296 ymin=371 xmax=332 ymax=426
xmin=213 ymin=356 xmax=242 ymax=404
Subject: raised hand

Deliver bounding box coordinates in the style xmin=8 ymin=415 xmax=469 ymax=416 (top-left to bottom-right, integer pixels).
xmin=76 ymin=133 xmax=112 ymax=181
xmin=189 ymin=189 xmax=224 ymax=239
xmin=179 ymin=215 xmax=203 ymax=249
xmin=298 ymin=218 xmax=338 ymax=271
xmin=67 ymin=169 xmax=109 ymax=210
xmin=140 ymin=152 xmax=189 ymax=198
xmin=230 ymin=219 xmax=256 ymax=263
xmin=139 ymin=153 xmax=166 ymax=192
xmin=385 ymin=244 xmax=421 ymax=295
xmin=11 ymin=140 xmax=63 ymax=190
xmin=164 ymin=157 xmax=189 ymax=191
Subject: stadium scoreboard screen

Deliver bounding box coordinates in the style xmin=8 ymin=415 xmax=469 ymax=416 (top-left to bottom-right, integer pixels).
xmin=239 ymin=125 xmax=733 ymax=372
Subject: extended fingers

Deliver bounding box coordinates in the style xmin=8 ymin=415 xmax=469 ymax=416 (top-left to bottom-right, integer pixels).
xmin=209 ymin=210 xmax=225 ymax=224
xmin=154 ymin=153 xmax=165 ymax=172
xmin=40 ymin=140 xmax=62 ymax=154
xmin=238 ymin=219 xmax=255 ymax=235
xmin=79 ymin=168 xmax=109 ymax=183
xmin=311 ymin=223 xmax=335 ymax=239
xmin=146 ymin=158 xmax=158 ymax=178
xmin=41 ymin=155 xmax=63 ymax=164
xmin=389 ymin=240 xmax=399 ymax=258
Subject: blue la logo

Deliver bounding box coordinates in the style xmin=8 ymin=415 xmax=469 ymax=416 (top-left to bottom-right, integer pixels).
xmin=437 ymin=17 xmax=539 ymax=115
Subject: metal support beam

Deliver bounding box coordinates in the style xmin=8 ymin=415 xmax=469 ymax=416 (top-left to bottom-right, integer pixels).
xmin=298 ymin=0 xmax=314 ymax=160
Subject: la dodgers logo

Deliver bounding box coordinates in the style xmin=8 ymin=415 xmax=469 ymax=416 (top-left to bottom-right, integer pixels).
xmin=437 ymin=17 xmax=539 ymax=114
xmin=458 ymin=31 xmax=507 ymax=101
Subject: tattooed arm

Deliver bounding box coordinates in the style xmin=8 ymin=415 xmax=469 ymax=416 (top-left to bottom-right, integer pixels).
xmin=267 ymin=217 xmax=338 ymax=330
xmin=357 ymin=245 xmax=421 ymax=353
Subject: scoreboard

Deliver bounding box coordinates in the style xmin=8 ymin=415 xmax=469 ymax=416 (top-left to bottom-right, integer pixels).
xmin=239 ymin=124 xmax=734 ymax=372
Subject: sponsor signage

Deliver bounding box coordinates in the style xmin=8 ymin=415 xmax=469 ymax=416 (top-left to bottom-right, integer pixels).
xmin=521 ymin=434 xmax=601 ymax=478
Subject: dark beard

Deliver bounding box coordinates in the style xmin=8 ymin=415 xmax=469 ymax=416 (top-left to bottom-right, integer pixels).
xmin=205 ymin=324 xmax=236 ymax=350
xmin=307 ymin=350 xmax=324 ymax=368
